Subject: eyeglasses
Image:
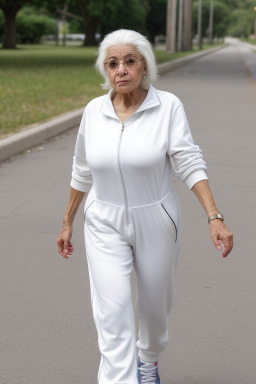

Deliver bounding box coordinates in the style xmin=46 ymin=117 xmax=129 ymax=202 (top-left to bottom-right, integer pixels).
xmin=104 ymin=57 xmax=144 ymax=73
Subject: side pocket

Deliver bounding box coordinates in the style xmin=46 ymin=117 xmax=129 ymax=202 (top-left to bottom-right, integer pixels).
xmin=84 ymin=199 xmax=95 ymax=220
xmin=161 ymin=203 xmax=178 ymax=242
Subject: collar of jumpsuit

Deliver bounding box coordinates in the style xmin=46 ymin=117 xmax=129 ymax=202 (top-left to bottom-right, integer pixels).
xmin=101 ymin=84 xmax=161 ymax=121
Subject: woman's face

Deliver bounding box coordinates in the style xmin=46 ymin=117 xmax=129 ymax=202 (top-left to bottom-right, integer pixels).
xmin=104 ymin=44 xmax=146 ymax=94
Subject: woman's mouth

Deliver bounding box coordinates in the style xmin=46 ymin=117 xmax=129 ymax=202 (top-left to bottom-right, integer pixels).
xmin=117 ymin=80 xmax=129 ymax=85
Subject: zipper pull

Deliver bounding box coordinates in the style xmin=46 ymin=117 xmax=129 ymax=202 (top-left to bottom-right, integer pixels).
xmin=121 ymin=123 xmax=124 ymax=131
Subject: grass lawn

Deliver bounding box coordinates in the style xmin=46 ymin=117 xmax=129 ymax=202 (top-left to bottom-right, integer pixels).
xmin=240 ymin=38 xmax=256 ymax=45
xmin=0 ymin=45 xmax=103 ymax=138
xmin=0 ymin=42 xmax=224 ymax=137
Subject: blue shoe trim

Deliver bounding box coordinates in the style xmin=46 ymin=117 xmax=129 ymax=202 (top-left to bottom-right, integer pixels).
xmin=137 ymin=357 xmax=161 ymax=384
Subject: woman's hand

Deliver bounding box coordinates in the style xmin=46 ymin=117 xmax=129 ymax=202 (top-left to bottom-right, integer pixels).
xmin=191 ymin=180 xmax=234 ymax=258
xmin=56 ymin=187 xmax=85 ymax=259
xmin=56 ymin=223 xmax=74 ymax=259
xmin=209 ymin=219 xmax=233 ymax=258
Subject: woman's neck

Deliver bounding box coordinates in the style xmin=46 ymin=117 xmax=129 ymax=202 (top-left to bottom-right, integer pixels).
xmin=112 ymin=88 xmax=148 ymax=110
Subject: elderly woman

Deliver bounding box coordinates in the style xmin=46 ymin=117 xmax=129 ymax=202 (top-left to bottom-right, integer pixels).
xmin=57 ymin=29 xmax=233 ymax=384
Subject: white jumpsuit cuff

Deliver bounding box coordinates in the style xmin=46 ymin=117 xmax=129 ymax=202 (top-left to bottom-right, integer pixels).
xmin=184 ymin=169 xmax=208 ymax=190
xmin=70 ymin=178 xmax=92 ymax=193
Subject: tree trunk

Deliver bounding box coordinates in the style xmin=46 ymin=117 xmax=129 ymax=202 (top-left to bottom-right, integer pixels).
xmin=166 ymin=0 xmax=177 ymax=54
xmin=83 ymin=19 xmax=98 ymax=46
xmin=183 ymin=0 xmax=193 ymax=51
xmin=75 ymin=0 xmax=98 ymax=46
xmin=1 ymin=0 xmax=25 ymax=49
xmin=2 ymin=13 xmax=17 ymax=49
xmin=177 ymin=0 xmax=184 ymax=51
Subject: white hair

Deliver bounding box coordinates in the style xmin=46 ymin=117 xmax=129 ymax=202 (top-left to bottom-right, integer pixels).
xmin=95 ymin=29 xmax=158 ymax=90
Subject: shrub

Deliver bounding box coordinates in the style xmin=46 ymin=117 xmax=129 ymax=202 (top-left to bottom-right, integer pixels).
xmin=16 ymin=11 xmax=57 ymax=44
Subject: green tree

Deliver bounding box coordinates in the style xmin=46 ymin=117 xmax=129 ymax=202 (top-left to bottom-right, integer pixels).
xmin=74 ymin=0 xmax=147 ymax=46
xmin=16 ymin=7 xmax=57 ymax=44
xmin=239 ymin=0 xmax=256 ymax=11
xmin=191 ymin=0 xmax=256 ymax=42
xmin=222 ymin=0 xmax=240 ymax=7
xmin=146 ymin=0 xmax=167 ymax=43
xmin=210 ymin=1 xmax=230 ymax=38
xmin=0 ymin=0 xmax=27 ymax=48
xmin=0 ymin=0 xmax=148 ymax=48
xmin=0 ymin=0 xmax=63 ymax=48
xmin=223 ymin=0 xmax=256 ymax=37
xmin=74 ymin=0 xmax=103 ymax=45
xmin=228 ymin=9 xmax=253 ymax=37
xmin=68 ymin=18 xmax=83 ymax=34
xmin=100 ymin=0 xmax=148 ymax=38
xmin=193 ymin=0 xmax=229 ymax=39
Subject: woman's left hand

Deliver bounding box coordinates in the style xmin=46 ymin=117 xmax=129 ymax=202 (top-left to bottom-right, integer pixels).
xmin=209 ymin=219 xmax=233 ymax=258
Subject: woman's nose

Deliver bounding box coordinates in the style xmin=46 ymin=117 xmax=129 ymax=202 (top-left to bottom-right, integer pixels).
xmin=117 ymin=63 xmax=126 ymax=75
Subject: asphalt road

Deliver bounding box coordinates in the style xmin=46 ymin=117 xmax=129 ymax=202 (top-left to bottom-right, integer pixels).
xmin=1 ymin=39 xmax=256 ymax=384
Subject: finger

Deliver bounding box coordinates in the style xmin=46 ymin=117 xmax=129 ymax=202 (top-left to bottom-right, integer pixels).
xmin=63 ymin=240 xmax=70 ymax=254
xmin=57 ymin=247 xmax=69 ymax=259
xmin=57 ymin=238 xmax=64 ymax=253
xmin=67 ymin=242 xmax=74 ymax=255
xmin=56 ymin=237 xmax=63 ymax=248
xmin=222 ymin=245 xmax=231 ymax=258
xmin=57 ymin=240 xmax=69 ymax=259
xmin=67 ymin=246 xmax=74 ymax=255
xmin=222 ymin=237 xmax=233 ymax=258
xmin=211 ymin=233 xmax=222 ymax=251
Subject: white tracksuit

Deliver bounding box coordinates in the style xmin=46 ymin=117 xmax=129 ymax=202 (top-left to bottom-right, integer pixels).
xmin=70 ymin=85 xmax=208 ymax=384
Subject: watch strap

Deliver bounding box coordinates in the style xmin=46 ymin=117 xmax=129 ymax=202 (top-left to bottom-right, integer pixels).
xmin=208 ymin=213 xmax=224 ymax=224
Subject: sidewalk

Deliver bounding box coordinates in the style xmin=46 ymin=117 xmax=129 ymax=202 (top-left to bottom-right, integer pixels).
xmin=242 ymin=41 xmax=256 ymax=50
xmin=0 ymin=44 xmax=226 ymax=163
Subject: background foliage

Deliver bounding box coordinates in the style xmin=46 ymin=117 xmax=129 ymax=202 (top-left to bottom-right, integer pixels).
xmin=1 ymin=0 xmax=256 ymax=46
xmin=16 ymin=7 xmax=57 ymax=44
xmin=192 ymin=0 xmax=256 ymax=39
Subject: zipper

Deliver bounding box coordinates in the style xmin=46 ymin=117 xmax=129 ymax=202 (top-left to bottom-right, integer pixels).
xmin=117 ymin=122 xmax=129 ymax=225
xmin=161 ymin=204 xmax=177 ymax=242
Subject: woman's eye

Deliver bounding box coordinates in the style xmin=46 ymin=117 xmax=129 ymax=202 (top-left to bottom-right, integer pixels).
xmin=126 ymin=58 xmax=136 ymax=65
xmin=109 ymin=61 xmax=118 ymax=68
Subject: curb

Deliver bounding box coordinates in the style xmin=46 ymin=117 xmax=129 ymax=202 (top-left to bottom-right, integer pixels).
xmin=0 ymin=44 xmax=227 ymax=163
xmin=0 ymin=108 xmax=84 ymax=163
xmin=157 ymin=44 xmax=227 ymax=74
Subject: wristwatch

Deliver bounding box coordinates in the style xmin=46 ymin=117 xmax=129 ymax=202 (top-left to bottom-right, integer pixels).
xmin=208 ymin=213 xmax=224 ymax=224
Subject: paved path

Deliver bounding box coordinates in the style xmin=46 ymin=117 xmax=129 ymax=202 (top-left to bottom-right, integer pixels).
xmin=1 ymin=40 xmax=256 ymax=384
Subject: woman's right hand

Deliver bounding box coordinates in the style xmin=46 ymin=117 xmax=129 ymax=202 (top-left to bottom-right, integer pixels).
xmin=56 ymin=223 xmax=74 ymax=259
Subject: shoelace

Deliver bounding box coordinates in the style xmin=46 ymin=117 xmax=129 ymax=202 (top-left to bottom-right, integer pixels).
xmin=138 ymin=362 xmax=158 ymax=383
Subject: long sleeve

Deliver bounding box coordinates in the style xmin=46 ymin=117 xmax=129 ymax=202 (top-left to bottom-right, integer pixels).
xmin=167 ymin=103 xmax=208 ymax=189
xmin=70 ymin=108 xmax=93 ymax=192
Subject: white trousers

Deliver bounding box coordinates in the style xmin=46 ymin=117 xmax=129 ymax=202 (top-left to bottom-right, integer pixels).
xmin=84 ymin=189 xmax=182 ymax=384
